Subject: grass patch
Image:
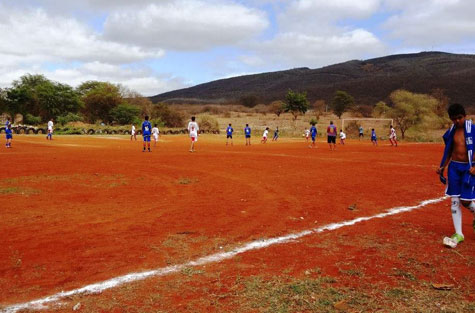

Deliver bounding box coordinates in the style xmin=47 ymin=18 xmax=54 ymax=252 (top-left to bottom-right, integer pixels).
xmin=0 ymin=186 xmax=40 ymax=196
xmin=177 ymin=177 xmax=199 ymax=185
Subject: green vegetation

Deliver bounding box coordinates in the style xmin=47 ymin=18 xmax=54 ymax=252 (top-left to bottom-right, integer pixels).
xmin=283 ymin=90 xmax=309 ymax=120
xmin=331 ymin=90 xmax=354 ymax=119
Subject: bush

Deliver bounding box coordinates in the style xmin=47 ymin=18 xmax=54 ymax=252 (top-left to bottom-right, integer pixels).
xmin=24 ymin=113 xmax=42 ymax=125
xmin=56 ymin=113 xmax=84 ymax=126
xmin=153 ymin=103 xmax=185 ymax=127
xmin=110 ymin=103 xmax=140 ymax=125
xmin=240 ymin=95 xmax=258 ymax=108
xmin=199 ymin=115 xmax=219 ymax=132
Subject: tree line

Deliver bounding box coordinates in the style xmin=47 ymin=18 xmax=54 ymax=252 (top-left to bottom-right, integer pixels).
xmin=0 ymin=74 xmax=185 ymax=127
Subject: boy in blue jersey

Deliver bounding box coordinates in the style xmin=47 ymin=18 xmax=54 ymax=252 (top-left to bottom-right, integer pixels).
xmin=309 ymin=122 xmax=317 ymax=148
xmin=226 ymin=123 xmax=233 ymax=146
xmin=437 ymin=103 xmax=475 ymax=248
xmin=244 ymin=124 xmax=251 ymax=145
xmin=371 ymin=128 xmax=378 ymax=146
xmin=5 ymin=117 xmax=11 ymax=128
xmin=5 ymin=123 xmax=12 ymax=148
xmin=142 ymin=115 xmax=152 ymax=152
xmin=272 ymin=127 xmax=279 ymax=141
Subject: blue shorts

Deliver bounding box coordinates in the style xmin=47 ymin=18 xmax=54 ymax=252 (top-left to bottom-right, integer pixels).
xmin=227 ymin=135 xmax=232 ymax=139
xmin=245 ymin=135 xmax=250 ymax=138
xmin=311 ymin=135 xmax=316 ymax=142
xmin=327 ymin=136 xmax=336 ymax=144
xmin=446 ymin=161 xmax=475 ymax=200
xmin=6 ymin=134 xmax=12 ymax=139
xmin=143 ymin=135 xmax=151 ymax=142
xmin=371 ymin=136 xmax=377 ymax=141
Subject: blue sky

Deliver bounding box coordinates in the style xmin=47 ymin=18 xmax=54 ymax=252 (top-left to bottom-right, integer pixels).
xmin=0 ymin=0 xmax=474 ymax=96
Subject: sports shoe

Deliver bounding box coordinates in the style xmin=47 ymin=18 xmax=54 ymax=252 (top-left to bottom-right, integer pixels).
xmin=443 ymin=233 xmax=464 ymax=248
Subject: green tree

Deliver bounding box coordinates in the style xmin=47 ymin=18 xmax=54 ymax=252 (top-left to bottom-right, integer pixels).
xmin=78 ymin=81 xmax=122 ymax=123
xmin=331 ymin=91 xmax=354 ymax=119
xmin=283 ymin=90 xmax=309 ymax=120
xmin=375 ymin=90 xmax=438 ymax=139
xmin=152 ymin=103 xmax=185 ymax=127
xmin=6 ymin=74 xmax=82 ymax=121
xmin=110 ymin=103 xmax=141 ymax=125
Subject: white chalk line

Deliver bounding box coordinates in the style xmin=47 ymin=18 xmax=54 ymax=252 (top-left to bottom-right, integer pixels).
xmin=0 ymin=196 xmax=447 ymax=313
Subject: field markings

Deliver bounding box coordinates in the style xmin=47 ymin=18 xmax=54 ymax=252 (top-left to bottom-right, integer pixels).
xmin=0 ymin=196 xmax=447 ymax=313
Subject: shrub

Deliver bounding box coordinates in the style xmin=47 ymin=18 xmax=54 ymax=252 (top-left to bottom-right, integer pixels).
xmin=109 ymin=103 xmax=140 ymax=125
xmin=199 ymin=115 xmax=219 ymax=132
xmin=24 ymin=113 xmax=42 ymax=125
xmin=56 ymin=113 xmax=84 ymax=126
xmin=153 ymin=103 xmax=185 ymax=127
xmin=240 ymin=95 xmax=258 ymax=108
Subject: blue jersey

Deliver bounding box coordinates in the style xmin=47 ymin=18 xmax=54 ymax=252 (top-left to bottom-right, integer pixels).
xmin=142 ymin=121 xmax=152 ymax=135
xmin=226 ymin=126 xmax=233 ymax=135
xmin=5 ymin=128 xmax=12 ymax=138
xmin=310 ymin=126 xmax=317 ymax=137
xmin=371 ymin=130 xmax=376 ymax=138
xmin=244 ymin=127 xmax=251 ymax=135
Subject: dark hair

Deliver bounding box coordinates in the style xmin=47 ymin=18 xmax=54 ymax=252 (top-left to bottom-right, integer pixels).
xmin=154 ymin=124 xmax=157 ymax=127
xmin=311 ymin=122 xmax=315 ymax=126
xmin=229 ymin=123 xmax=231 ymax=126
xmin=330 ymin=121 xmax=333 ymax=125
xmin=191 ymin=116 xmax=195 ymax=121
xmin=372 ymin=128 xmax=374 ymax=131
xmin=145 ymin=115 xmax=149 ymax=120
xmin=448 ymin=103 xmax=466 ymax=118
xmin=246 ymin=124 xmax=248 ymax=126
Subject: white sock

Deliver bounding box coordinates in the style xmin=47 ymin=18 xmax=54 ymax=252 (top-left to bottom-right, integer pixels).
xmin=468 ymin=201 xmax=475 ymax=214
xmin=451 ymin=197 xmax=463 ymax=236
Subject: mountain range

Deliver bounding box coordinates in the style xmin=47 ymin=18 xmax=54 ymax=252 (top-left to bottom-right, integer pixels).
xmin=150 ymin=52 xmax=475 ymax=109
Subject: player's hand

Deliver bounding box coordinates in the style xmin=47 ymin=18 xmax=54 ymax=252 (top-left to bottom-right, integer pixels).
xmin=470 ymin=166 xmax=475 ymax=175
xmin=436 ymin=167 xmax=444 ymax=175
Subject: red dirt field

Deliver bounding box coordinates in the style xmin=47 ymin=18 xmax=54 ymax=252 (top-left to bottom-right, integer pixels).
xmin=0 ymin=135 xmax=474 ymax=312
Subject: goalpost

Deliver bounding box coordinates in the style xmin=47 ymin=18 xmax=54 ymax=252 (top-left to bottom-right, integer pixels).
xmin=341 ymin=118 xmax=394 ymax=132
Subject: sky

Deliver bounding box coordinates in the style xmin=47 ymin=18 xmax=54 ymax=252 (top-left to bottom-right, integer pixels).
xmin=0 ymin=0 xmax=474 ymax=96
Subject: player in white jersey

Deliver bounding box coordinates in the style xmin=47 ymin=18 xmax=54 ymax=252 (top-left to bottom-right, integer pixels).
xmin=130 ymin=125 xmax=137 ymax=141
xmin=46 ymin=119 xmax=54 ymax=140
xmin=339 ymin=130 xmax=346 ymax=145
xmin=187 ymin=116 xmax=199 ymax=152
xmin=304 ymin=129 xmax=310 ymax=142
xmin=389 ymin=125 xmax=398 ymax=147
xmin=261 ymin=127 xmax=269 ymax=144
xmin=152 ymin=124 xmax=160 ymax=146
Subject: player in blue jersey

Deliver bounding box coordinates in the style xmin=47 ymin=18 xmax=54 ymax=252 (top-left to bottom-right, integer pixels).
xmin=226 ymin=123 xmax=234 ymax=146
xmin=244 ymin=124 xmax=251 ymax=146
xmin=309 ymin=122 xmax=317 ymax=148
xmin=5 ymin=117 xmax=11 ymax=128
xmin=142 ymin=115 xmax=152 ymax=152
xmin=437 ymin=103 xmax=475 ymax=248
xmin=5 ymin=123 xmax=12 ymax=148
xmin=371 ymin=128 xmax=378 ymax=146
xmin=272 ymin=127 xmax=279 ymax=141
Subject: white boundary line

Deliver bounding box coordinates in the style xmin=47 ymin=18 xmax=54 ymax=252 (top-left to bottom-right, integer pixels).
xmin=1 ymin=196 xmax=447 ymax=313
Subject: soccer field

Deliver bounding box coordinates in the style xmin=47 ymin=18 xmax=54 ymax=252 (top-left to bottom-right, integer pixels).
xmin=1 ymin=135 xmax=474 ymax=312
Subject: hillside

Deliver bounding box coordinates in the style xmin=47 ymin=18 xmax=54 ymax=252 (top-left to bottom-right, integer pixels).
xmin=150 ymin=52 xmax=475 ymax=108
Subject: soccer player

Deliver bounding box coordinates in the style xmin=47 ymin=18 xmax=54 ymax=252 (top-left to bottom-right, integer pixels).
xmin=359 ymin=126 xmax=364 ymax=141
xmin=389 ymin=125 xmax=398 ymax=147
xmin=188 ymin=116 xmax=199 ymax=152
xmin=130 ymin=124 xmax=137 ymax=141
xmin=272 ymin=127 xmax=279 ymax=141
xmin=46 ymin=119 xmax=54 ymax=140
xmin=142 ymin=116 xmax=152 ymax=152
xmin=309 ymin=123 xmax=317 ymax=148
xmin=339 ymin=130 xmax=346 ymax=145
xmin=152 ymin=124 xmax=160 ymax=147
xmin=304 ymin=128 xmax=310 ymax=142
xmin=5 ymin=117 xmax=11 ymax=128
xmin=371 ymin=128 xmax=378 ymax=146
xmin=5 ymin=123 xmax=12 ymax=148
xmin=327 ymin=121 xmax=337 ymax=150
xmin=244 ymin=124 xmax=251 ymax=146
xmin=261 ymin=127 xmax=269 ymax=144
xmin=437 ymin=103 xmax=475 ymax=248
xmin=226 ymin=123 xmax=233 ymax=146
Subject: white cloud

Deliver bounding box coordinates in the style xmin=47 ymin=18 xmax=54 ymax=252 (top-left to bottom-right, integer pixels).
xmin=103 ymin=0 xmax=269 ymax=50
xmin=0 ymin=6 xmax=163 ymax=67
xmin=383 ymin=0 xmax=475 ymax=46
xmin=252 ymin=29 xmax=385 ymax=68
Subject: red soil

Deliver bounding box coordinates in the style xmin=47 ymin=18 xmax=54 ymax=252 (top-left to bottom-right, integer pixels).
xmin=0 ymin=135 xmax=473 ymax=310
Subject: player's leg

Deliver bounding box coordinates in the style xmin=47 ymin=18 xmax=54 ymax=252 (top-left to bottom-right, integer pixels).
xmin=443 ymin=163 xmax=465 ymax=247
